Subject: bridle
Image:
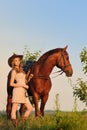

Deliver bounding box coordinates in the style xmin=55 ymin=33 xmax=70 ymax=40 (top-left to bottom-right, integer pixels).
xmin=51 ymin=50 xmax=71 ymax=78
xmin=59 ymin=50 xmax=71 ymax=70
xmin=54 ymin=50 xmax=71 ymax=76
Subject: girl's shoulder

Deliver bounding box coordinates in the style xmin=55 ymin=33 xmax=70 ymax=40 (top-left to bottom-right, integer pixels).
xmin=11 ymin=69 xmax=17 ymax=74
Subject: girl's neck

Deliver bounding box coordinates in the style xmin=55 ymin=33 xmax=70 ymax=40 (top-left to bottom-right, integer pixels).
xmin=15 ymin=66 xmax=24 ymax=73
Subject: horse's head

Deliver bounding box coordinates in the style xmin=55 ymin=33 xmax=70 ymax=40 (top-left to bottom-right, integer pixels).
xmin=56 ymin=46 xmax=73 ymax=77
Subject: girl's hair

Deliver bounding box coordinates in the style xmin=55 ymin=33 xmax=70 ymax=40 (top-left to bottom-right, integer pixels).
xmin=11 ymin=59 xmax=24 ymax=73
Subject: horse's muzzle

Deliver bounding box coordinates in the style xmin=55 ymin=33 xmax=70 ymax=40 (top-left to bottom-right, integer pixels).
xmin=65 ymin=70 xmax=73 ymax=77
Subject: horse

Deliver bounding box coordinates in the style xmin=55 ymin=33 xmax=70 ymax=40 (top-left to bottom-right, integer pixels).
xmin=6 ymin=46 xmax=73 ymax=118
xmin=25 ymin=45 xmax=73 ymax=117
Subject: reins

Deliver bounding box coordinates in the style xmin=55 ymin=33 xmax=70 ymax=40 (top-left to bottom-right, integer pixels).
xmin=50 ymin=70 xmax=64 ymax=79
xmin=31 ymin=70 xmax=64 ymax=80
xmin=33 ymin=75 xmax=50 ymax=80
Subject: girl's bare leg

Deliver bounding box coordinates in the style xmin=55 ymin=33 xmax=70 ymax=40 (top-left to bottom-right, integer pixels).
xmin=11 ymin=103 xmax=19 ymax=126
xmin=23 ymin=103 xmax=33 ymax=120
xmin=11 ymin=103 xmax=19 ymax=119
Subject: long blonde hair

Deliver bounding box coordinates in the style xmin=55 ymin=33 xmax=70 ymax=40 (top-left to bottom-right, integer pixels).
xmin=11 ymin=59 xmax=24 ymax=73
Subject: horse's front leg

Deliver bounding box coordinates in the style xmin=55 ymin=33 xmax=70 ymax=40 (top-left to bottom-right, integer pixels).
xmin=33 ymin=93 xmax=41 ymax=117
xmin=40 ymin=94 xmax=49 ymax=116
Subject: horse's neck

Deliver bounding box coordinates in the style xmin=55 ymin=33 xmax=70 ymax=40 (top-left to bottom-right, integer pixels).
xmin=38 ymin=54 xmax=57 ymax=75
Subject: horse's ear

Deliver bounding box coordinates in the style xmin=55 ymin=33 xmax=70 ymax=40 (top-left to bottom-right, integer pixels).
xmin=63 ymin=45 xmax=68 ymax=51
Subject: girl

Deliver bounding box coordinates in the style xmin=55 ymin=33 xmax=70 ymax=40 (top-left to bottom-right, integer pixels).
xmin=8 ymin=54 xmax=33 ymax=126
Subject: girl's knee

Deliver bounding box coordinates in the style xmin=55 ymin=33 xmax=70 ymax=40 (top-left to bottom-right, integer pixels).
xmin=30 ymin=105 xmax=33 ymax=111
xmin=28 ymin=104 xmax=33 ymax=112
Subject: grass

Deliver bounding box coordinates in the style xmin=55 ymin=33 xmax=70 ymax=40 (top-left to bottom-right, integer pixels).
xmin=0 ymin=110 xmax=87 ymax=130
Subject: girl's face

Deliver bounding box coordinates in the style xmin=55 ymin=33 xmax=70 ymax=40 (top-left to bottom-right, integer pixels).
xmin=13 ymin=57 xmax=21 ymax=66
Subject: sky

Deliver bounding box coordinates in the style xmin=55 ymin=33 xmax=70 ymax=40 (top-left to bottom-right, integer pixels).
xmin=0 ymin=0 xmax=87 ymax=111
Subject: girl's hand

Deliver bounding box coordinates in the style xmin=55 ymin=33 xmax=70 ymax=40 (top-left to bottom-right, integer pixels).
xmin=23 ymin=84 xmax=29 ymax=89
xmin=28 ymin=74 xmax=34 ymax=82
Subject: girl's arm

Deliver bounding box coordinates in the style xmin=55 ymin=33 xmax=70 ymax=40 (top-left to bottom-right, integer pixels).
xmin=10 ymin=70 xmax=18 ymax=87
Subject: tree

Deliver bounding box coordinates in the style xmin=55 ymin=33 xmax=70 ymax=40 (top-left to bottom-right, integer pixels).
xmin=80 ymin=47 xmax=87 ymax=74
xmin=22 ymin=45 xmax=41 ymax=64
xmin=73 ymin=47 xmax=87 ymax=105
xmin=73 ymin=78 xmax=87 ymax=105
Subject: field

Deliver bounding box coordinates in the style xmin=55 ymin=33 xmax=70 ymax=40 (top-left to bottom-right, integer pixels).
xmin=0 ymin=110 xmax=87 ymax=130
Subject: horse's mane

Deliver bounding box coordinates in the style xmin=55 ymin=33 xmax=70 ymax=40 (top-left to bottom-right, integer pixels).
xmin=38 ymin=48 xmax=62 ymax=63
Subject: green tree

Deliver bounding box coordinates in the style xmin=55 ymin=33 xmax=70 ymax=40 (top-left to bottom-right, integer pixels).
xmin=80 ymin=47 xmax=87 ymax=74
xmin=22 ymin=45 xmax=41 ymax=64
xmin=73 ymin=47 xmax=87 ymax=105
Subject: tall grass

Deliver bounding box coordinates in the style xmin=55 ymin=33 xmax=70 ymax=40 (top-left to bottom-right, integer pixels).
xmin=0 ymin=95 xmax=87 ymax=130
xmin=0 ymin=110 xmax=87 ymax=130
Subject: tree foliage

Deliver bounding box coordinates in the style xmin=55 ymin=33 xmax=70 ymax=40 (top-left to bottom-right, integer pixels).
xmin=80 ymin=47 xmax=87 ymax=74
xmin=73 ymin=78 xmax=87 ymax=105
xmin=22 ymin=46 xmax=41 ymax=64
xmin=73 ymin=47 xmax=87 ymax=105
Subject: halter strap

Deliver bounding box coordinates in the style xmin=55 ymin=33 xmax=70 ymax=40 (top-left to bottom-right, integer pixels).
xmin=33 ymin=75 xmax=50 ymax=80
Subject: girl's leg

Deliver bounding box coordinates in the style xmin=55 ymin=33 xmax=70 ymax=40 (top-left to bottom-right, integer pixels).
xmin=11 ymin=103 xmax=19 ymax=126
xmin=23 ymin=103 xmax=33 ymax=119
xmin=11 ymin=103 xmax=19 ymax=119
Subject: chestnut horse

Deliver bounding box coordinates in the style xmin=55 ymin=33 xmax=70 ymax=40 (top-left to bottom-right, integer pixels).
xmin=6 ymin=46 xmax=73 ymax=118
xmin=26 ymin=45 xmax=73 ymax=117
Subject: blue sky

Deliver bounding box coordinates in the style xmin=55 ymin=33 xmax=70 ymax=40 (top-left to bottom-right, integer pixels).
xmin=0 ymin=0 xmax=87 ymax=111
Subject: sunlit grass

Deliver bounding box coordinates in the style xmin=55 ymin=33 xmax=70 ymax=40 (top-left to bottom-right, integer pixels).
xmin=0 ymin=110 xmax=87 ymax=130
